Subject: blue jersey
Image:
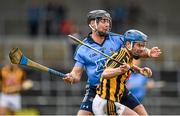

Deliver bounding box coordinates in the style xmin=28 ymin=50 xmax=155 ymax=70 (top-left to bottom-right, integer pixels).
xmin=74 ymin=32 xmax=124 ymax=86
xmin=126 ymin=73 xmax=148 ymax=102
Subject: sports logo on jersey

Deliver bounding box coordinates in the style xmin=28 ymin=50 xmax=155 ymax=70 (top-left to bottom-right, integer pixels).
xmin=95 ymin=58 xmax=107 ymax=72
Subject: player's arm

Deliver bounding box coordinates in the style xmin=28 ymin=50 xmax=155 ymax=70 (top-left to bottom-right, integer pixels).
xmin=140 ymin=47 xmax=161 ymax=58
xmin=102 ymin=64 xmax=130 ymax=79
xmin=63 ymin=63 xmax=84 ymax=84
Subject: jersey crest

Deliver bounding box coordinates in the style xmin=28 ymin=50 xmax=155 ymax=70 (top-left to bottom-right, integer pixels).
xmin=95 ymin=58 xmax=107 ymax=72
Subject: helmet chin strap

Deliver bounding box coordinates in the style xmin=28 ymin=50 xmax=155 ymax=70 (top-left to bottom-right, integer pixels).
xmin=126 ymin=41 xmax=133 ymax=51
xmin=89 ymin=24 xmax=96 ymax=31
xmin=126 ymin=42 xmax=140 ymax=59
xmin=89 ymin=20 xmax=98 ymax=31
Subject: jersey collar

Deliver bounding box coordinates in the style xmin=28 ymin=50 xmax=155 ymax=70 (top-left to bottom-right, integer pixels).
xmin=86 ymin=32 xmax=110 ymax=46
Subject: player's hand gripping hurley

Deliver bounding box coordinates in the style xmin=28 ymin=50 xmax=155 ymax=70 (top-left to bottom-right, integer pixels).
xmin=9 ymin=48 xmax=66 ymax=78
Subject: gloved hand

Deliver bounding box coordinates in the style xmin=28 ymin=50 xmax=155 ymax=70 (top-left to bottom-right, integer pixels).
xmin=140 ymin=67 xmax=152 ymax=77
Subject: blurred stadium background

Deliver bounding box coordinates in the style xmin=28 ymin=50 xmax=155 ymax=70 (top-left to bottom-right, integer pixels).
xmin=0 ymin=0 xmax=180 ymax=115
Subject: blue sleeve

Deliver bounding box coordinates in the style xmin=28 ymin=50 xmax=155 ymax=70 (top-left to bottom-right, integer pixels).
xmin=110 ymin=33 xmax=125 ymax=49
xmin=115 ymin=36 xmax=124 ymax=50
xmin=75 ymin=61 xmax=84 ymax=68
xmin=74 ymin=46 xmax=85 ymax=65
xmin=117 ymin=36 xmax=124 ymax=47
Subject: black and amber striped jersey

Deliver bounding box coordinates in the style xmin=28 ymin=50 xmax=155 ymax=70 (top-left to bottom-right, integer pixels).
xmin=97 ymin=48 xmax=133 ymax=102
xmin=0 ymin=65 xmax=26 ymax=94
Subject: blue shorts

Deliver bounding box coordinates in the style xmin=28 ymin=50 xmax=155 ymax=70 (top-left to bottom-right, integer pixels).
xmin=79 ymin=84 xmax=96 ymax=113
xmin=120 ymin=87 xmax=141 ymax=109
xmin=80 ymin=85 xmax=140 ymax=113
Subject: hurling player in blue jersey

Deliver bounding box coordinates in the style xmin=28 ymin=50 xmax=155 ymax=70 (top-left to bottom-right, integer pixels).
xmin=63 ymin=10 xmax=161 ymax=115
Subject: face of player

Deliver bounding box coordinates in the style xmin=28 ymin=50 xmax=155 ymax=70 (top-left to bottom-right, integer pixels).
xmin=90 ymin=17 xmax=111 ymax=36
xmin=96 ymin=17 xmax=111 ymax=34
xmin=131 ymin=42 xmax=146 ymax=57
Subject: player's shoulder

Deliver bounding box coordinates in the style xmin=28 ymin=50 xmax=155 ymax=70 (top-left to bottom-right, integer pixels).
xmin=108 ymin=32 xmax=124 ymax=41
xmin=108 ymin=32 xmax=123 ymax=37
xmin=74 ymin=37 xmax=88 ymax=54
xmin=82 ymin=37 xmax=89 ymax=43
